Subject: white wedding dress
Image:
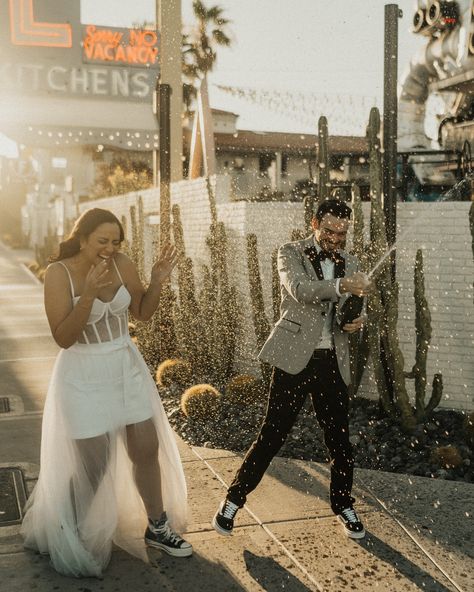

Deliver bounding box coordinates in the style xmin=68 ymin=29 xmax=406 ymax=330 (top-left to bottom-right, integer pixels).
xmin=21 ymin=260 xmax=188 ymax=577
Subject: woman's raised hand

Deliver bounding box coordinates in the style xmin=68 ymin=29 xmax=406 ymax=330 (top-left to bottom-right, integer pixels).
xmin=150 ymin=243 xmax=178 ymax=285
xmin=82 ymin=260 xmax=113 ymax=298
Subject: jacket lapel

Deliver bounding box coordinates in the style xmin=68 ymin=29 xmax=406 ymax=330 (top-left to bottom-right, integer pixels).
xmin=303 ymin=244 xmax=324 ymax=280
xmin=334 ymin=255 xmax=345 ymax=278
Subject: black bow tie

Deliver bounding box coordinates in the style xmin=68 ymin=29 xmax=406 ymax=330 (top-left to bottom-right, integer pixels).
xmin=317 ymin=249 xmax=341 ymax=263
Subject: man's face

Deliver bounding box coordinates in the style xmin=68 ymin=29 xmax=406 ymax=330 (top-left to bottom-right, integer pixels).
xmin=311 ymin=213 xmax=349 ymax=252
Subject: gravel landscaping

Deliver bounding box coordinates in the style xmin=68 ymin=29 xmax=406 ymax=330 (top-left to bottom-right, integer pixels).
xmin=161 ymin=389 xmax=473 ymax=484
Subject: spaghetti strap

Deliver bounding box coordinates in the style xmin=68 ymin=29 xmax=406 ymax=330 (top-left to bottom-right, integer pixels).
xmin=57 ymin=261 xmax=75 ymax=298
xmin=112 ymin=258 xmax=124 ymax=285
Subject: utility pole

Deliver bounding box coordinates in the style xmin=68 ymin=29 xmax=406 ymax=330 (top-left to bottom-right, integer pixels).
xmin=158 ymin=82 xmax=171 ymax=247
xmin=156 ymin=0 xmax=183 ymax=182
xmin=383 ymin=4 xmax=401 ymax=280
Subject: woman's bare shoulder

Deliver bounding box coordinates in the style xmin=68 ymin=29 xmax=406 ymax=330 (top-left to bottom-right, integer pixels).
xmin=115 ymin=252 xmax=136 ymax=270
xmin=45 ymin=260 xmax=72 ymax=284
xmin=46 ymin=260 xmax=65 ymax=275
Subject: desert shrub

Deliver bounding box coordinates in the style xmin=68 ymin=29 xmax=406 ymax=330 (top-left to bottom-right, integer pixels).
xmin=156 ymin=358 xmax=193 ymax=389
xmin=430 ymin=445 xmax=463 ymax=469
xmin=181 ymin=384 xmax=221 ymax=420
xmin=225 ymin=374 xmax=265 ymax=405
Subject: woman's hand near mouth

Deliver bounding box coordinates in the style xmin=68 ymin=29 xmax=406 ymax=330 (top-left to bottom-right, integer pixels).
xmin=83 ymin=259 xmax=113 ymax=299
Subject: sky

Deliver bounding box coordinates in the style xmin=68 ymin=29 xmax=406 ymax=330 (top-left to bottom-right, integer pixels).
xmin=0 ymin=0 xmax=428 ymax=156
xmin=78 ymin=0 xmax=428 ymax=136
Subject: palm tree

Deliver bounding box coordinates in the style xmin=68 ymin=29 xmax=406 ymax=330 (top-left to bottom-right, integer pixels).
xmin=182 ymin=1 xmax=232 ymax=114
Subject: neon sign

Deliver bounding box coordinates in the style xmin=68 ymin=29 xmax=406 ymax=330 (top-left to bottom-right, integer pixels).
xmin=82 ymin=25 xmax=159 ymax=67
xmin=9 ymin=0 xmax=72 ymax=48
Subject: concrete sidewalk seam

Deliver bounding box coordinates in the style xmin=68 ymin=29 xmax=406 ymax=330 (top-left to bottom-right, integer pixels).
xmin=0 ymin=333 xmax=52 ymax=340
xmin=190 ymin=445 xmax=325 ymax=592
xmin=0 ymin=412 xmax=43 ymax=422
xmin=358 ymin=476 xmax=466 ymax=592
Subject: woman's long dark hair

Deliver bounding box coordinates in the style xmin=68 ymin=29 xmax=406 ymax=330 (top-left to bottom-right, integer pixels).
xmin=49 ymin=208 xmax=125 ymax=262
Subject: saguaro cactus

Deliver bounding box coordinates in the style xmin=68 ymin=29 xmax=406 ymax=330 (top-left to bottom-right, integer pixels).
xmin=349 ymin=184 xmax=370 ymax=389
xmin=405 ymin=249 xmax=443 ymax=420
xmin=247 ymin=234 xmax=270 ymax=349
xmin=129 ymin=203 xmax=143 ymax=276
xmin=304 ymin=194 xmax=315 ymax=234
xmin=133 ymin=196 xmax=177 ymax=366
xmin=350 ymin=184 xmax=366 ymax=265
xmin=207 ymin=221 xmax=238 ymax=384
xmin=271 ymin=248 xmax=281 ymax=324
xmin=350 ymin=108 xmax=444 ymax=429
xmin=317 ymin=116 xmax=330 ymax=205
xmin=247 ymin=234 xmax=271 ymax=383
xmin=172 ymin=204 xmax=209 ymax=381
xmin=362 ymin=107 xmax=416 ymax=431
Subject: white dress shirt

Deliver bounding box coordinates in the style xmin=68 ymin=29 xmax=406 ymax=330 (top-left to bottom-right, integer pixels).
xmin=314 ymin=238 xmax=342 ymax=350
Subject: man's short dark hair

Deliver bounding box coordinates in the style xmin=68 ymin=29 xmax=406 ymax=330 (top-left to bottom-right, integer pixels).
xmin=314 ymin=199 xmax=352 ymax=223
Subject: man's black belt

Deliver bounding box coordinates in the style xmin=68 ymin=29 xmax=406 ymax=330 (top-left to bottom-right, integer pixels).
xmin=312 ymin=348 xmax=335 ymax=358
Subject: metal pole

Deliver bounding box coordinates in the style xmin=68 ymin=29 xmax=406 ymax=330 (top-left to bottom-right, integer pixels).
xmin=383 ymin=4 xmax=401 ymax=279
xmin=159 ymin=81 xmax=171 ymax=248
xmin=153 ymin=77 xmax=159 ymax=188
xmin=156 ymin=80 xmax=176 ymax=361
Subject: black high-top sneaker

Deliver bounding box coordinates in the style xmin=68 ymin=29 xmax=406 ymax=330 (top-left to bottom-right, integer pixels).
xmin=337 ymin=507 xmax=365 ymax=539
xmin=212 ymin=499 xmax=239 ymax=536
xmin=144 ymin=513 xmax=192 ymax=557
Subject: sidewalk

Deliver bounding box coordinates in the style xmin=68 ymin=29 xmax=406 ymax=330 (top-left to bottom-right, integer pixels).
xmin=0 ymin=241 xmax=472 ymax=592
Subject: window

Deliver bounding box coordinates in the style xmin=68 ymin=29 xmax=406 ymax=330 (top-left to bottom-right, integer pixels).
xmin=52 ymin=157 xmax=67 ymax=169
xmin=259 ymin=153 xmax=273 ymax=175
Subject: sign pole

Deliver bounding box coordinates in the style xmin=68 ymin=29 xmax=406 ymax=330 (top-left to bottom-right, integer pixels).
xmin=383 ymin=4 xmax=400 ymax=282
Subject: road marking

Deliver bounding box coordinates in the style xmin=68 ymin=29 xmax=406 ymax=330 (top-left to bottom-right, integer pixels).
xmin=0 ymin=334 xmax=53 ymax=340
xmin=0 ymin=356 xmax=56 ymax=364
xmin=20 ymin=263 xmax=42 ymax=285
xmin=0 ymin=411 xmax=43 ymax=421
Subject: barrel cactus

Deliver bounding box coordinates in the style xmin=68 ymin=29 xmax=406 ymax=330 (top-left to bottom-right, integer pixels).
xmin=156 ymin=358 xmax=193 ymax=389
xmin=181 ymin=384 xmax=222 ymax=420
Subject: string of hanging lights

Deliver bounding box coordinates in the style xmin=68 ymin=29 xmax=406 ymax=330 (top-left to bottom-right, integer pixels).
xmin=215 ymin=84 xmax=380 ymax=136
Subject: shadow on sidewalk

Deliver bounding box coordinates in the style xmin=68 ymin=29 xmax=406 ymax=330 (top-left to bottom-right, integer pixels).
xmin=146 ymin=547 xmax=248 ymax=591
xmin=17 ymin=547 xmax=249 ymax=591
xmin=360 ymin=532 xmax=454 ymax=592
xmin=243 ymin=550 xmax=314 ymax=591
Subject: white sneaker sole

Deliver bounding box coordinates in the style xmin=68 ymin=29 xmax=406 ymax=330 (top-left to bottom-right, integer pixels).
xmin=212 ymin=515 xmax=233 ymax=536
xmin=145 ymin=538 xmax=193 ymax=557
xmin=337 ymin=516 xmax=366 ymax=539
xmin=344 ymin=528 xmax=366 ymax=539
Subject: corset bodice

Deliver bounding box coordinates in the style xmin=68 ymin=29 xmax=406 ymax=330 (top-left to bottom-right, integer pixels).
xmin=57 ymin=259 xmax=131 ymax=345
xmin=73 ymin=284 xmax=131 ymax=344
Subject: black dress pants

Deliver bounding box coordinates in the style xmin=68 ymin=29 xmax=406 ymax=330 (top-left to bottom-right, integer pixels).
xmin=227 ymin=349 xmax=354 ymax=514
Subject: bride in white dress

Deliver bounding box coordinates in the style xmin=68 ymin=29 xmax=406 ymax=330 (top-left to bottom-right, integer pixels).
xmin=21 ymin=208 xmax=191 ymax=577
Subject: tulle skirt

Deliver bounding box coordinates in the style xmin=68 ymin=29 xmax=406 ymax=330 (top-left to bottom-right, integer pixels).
xmin=21 ymin=336 xmax=188 ymax=578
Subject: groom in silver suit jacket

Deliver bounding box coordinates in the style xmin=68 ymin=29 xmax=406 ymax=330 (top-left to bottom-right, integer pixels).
xmin=213 ymin=199 xmax=373 ymax=539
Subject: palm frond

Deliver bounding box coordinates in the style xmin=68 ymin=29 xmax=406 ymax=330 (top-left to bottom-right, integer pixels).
xmin=193 ymin=0 xmax=207 ymax=20
xmin=207 ymin=7 xmax=224 ymax=20
xmin=212 ymin=29 xmax=231 ymax=46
